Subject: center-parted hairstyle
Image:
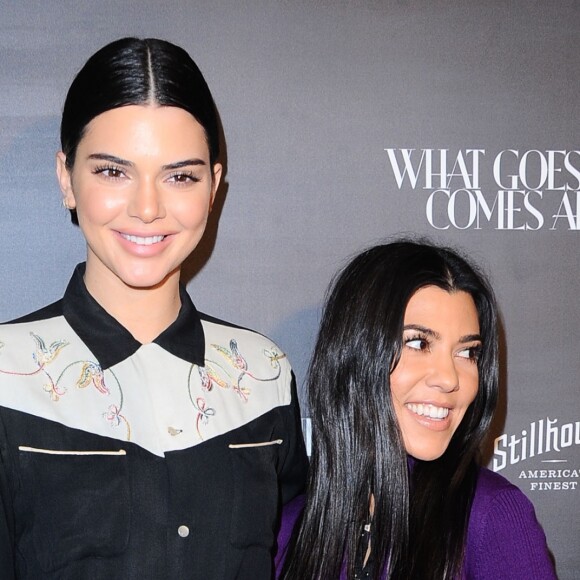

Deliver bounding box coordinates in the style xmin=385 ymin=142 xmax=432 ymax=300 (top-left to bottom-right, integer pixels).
xmin=60 ymin=37 xmax=220 ymax=170
xmin=281 ymin=239 xmax=499 ymax=580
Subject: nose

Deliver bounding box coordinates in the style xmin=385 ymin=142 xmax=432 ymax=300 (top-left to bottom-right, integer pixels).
xmin=425 ymin=352 xmax=460 ymax=393
xmin=128 ymin=178 xmax=165 ymax=223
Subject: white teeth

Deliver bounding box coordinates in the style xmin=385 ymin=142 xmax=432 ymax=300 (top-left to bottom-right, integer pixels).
xmin=121 ymin=234 xmax=165 ymax=245
xmin=406 ymin=403 xmax=449 ymax=420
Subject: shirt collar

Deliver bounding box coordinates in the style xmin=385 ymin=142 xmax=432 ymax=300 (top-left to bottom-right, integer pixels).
xmin=62 ymin=263 xmax=205 ymax=369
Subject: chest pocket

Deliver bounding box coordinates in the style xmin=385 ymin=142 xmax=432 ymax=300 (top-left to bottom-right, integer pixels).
xmin=228 ymin=441 xmax=281 ymax=549
xmin=17 ymin=447 xmax=130 ymax=573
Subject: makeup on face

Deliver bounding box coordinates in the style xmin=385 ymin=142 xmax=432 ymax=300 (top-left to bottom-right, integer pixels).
xmin=389 ymin=286 xmax=481 ymax=461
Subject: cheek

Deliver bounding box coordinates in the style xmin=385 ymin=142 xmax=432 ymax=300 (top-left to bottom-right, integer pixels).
xmin=77 ymin=202 xmax=122 ymax=228
xmin=172 ymin=194 xmax=212 ymax=227
xmin=445 ymin=368 xmax=478 ymax=436
xmin=389 ymin=364 xmax=419 ymax=403
xmin=461 ymin=367 xmax=479 ymax=406
xmin=73 ymin=184 xmax=125 ymax=221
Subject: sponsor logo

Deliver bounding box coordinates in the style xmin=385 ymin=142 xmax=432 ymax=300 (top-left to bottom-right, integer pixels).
xmin=385 ymin=148 xmax=580 ymax=230
xmin=493 ymin=417 xmax=580 ymax=492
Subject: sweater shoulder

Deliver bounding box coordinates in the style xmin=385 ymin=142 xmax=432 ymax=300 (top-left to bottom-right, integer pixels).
xmin=473 ymin=466 xmax=525 ymax=502
xmin=469 ymin=466 xmax=537 ymax=539
xmin=465 ymin=467 xmax=556 ymax=579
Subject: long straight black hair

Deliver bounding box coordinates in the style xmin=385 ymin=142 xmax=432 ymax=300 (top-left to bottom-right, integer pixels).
xmin=280 ymin=239 xmax=499 ymax=579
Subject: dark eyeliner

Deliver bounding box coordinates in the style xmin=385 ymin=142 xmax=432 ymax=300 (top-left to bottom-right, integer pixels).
xmin=167 ymin=170 xmax=201 ymax=183
xmin=92 ymin=164 xmax=123 ymax=176
xmin=404 ymin=332 xmax=430 ymax=350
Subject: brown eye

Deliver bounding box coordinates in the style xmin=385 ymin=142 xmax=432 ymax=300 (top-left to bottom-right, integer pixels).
xmin=457 ymin=345 xmax=481 ymax=361
xmin=93 ymin=165 xmax=125 ymax=179
xmin=167 ymin=171 xmax=200 ymax=184
xmin=405 ymin=337 xmax=429 ymax=351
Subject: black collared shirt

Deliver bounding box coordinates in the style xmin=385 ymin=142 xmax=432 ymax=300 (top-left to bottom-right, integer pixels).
xmin=0 ymin=265 xmax=308 ymax=579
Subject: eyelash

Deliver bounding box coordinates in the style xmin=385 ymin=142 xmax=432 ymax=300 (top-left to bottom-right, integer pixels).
xmin=91 ymin=166 xmax=201 ymax=184
xmin=92 ymin=164 xmax=125 ymax=179
xmin=404 ymin=333 xmax=430 ymax=352
xmin=166 ymin=171 xmax=201 ymax=184
xmin=459 ymin=345 xmax=482 ymax=362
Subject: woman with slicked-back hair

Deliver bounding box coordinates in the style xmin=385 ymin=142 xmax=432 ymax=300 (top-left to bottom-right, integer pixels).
xmin=0 ymin=38 xmax=307 ymax=579
xmin=276 ymin=240 xmax=555 ymax=580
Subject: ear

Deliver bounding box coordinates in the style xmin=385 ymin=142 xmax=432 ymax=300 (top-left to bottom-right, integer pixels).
xmin=209 ymin=163 xmax=223 ymax=212
xmin=56 ymin=152 xmax=76 ymax=210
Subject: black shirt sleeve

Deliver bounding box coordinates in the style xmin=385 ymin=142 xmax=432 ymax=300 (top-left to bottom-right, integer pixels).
xmin=277 ymin=373 xmax=309 ymax=505
xmin=0 ymin=412 xmax=16 ymax=580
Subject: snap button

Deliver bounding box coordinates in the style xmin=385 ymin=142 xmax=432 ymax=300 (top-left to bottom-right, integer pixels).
xmin=178 ymin=525 xmax=190 ymax=538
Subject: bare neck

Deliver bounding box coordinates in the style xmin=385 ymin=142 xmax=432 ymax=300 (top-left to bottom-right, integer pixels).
xmin=83 ymin=267 xmax=182 ymax=345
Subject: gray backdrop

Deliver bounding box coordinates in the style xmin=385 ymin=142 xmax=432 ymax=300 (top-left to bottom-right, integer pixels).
xmin=1 ymin=1 xmax=578 ymax=577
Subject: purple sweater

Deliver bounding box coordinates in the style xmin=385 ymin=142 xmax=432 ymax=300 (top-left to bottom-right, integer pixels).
xmin=276 ymin=467 xmax=557 ymax=579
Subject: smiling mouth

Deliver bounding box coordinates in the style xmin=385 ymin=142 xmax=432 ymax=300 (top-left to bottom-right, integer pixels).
xmin=405 ymin=403 xmax=449 ymax=420
xmin=120 ymin=234 xmax=166 ymax=246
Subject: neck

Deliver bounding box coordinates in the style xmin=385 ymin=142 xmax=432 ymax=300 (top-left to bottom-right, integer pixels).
xmin=83 ymin=263 xmax=182 ymax=344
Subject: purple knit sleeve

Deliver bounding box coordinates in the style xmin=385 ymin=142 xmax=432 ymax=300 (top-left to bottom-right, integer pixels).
xmin=464 ymin=468 xmax=557 ymax=579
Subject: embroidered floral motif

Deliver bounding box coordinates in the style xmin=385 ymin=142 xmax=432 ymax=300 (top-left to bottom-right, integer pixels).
xmin=0 ymin=333 xmax=131 ymax=440
xmin=42 ymin=380 xmax=66 ymax=402
xmin=0 ymin=333 xmax=69 ymax=400
xmin=264 ymin=347 xmax=286 ymax=368
xmin=77 ymin=362 xmax=110 ymax=395
xmin=213 ymin=340 xmax=248 ymax=379
xmin=197 ymin=364 xmax=229 ymax=392
xmin=191 ymin=397 xmax=216 ymax=439
xmin=210 ymin=339 xmax=285 ymax=391
xmin=0 ymin=333 xmax=68 ymax=379
xmin=104 ymin=404 xmax=131 ymax=441
xmin=232 ymin=383 xmax=251 ymax=402
xmin=30 ymin=333 xmax=69 ymax=366
xmin=187 ymin=338 xmax=286 ymax=439
xmin=3 ymin=331 xmax=285 ymax=446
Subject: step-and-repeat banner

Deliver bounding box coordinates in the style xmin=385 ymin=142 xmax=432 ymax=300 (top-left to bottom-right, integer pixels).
xmin=1 ymin=2 xmax=577 ymax=577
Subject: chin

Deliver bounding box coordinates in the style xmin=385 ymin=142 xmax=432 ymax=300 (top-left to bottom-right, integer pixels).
xmin=116 ymin=265 xmax=179 ymax=289
xmin=406 ymin=443 xmax=449 ymax=462
xmin=116 ymin=272 xmax=171 ymax=290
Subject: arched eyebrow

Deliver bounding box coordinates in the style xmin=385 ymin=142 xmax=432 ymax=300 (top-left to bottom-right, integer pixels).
xmin=86 ymin=153 xmax=207 ymax=170
xmin=403 ymin=325 xmax=482 ymax=344
xmin=161 ymin=159 xmax=206 ymax=170
xmin=403 ymin=324 xmax=437 ymax=336
xmin=458 ymin=333 xmax=483 ymax=344
xmin=88 ymin=153 xmax=133 ymax=167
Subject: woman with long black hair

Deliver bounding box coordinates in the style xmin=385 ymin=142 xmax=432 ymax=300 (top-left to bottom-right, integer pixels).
xmin=0 ymin=37 xmax=307 ymax=579
xmin=277 ymin=240 xmax=555 ymax=579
